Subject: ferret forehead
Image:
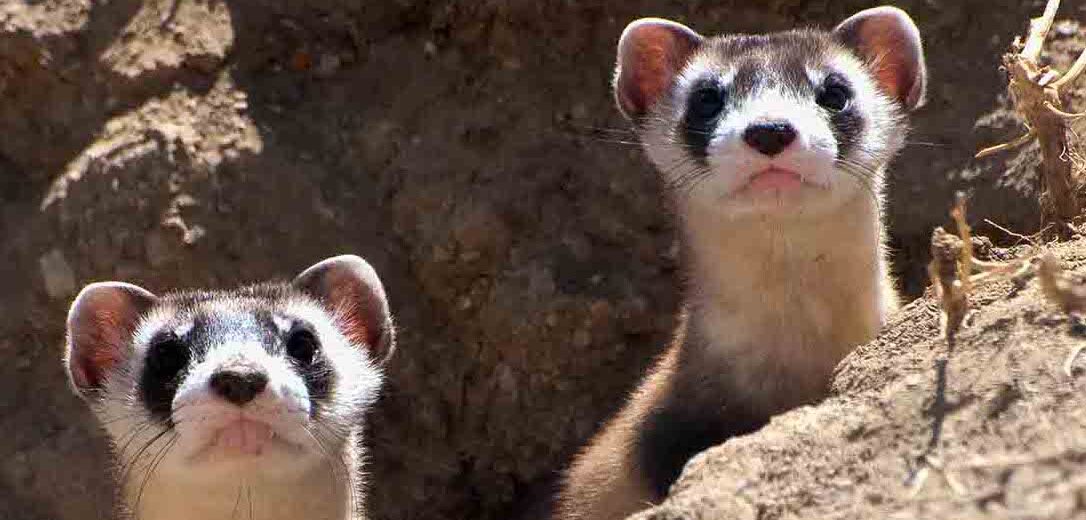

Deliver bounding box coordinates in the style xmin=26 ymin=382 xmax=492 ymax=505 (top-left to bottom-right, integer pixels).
xmin=135 ymin=289 xmax=324 ymax=343
xmin=680 ymin=30 xmax=847 ymax=90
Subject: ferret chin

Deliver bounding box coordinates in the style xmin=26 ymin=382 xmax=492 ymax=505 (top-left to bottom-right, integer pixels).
xmin=64 ymin=255 xmax=395 ymax=520
xmin=557 ymin=6 xmax=926 ymax=520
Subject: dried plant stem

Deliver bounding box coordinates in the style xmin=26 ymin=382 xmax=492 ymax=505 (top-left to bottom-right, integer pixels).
xmin=975 ymin=0 xmax=1084 ymax=234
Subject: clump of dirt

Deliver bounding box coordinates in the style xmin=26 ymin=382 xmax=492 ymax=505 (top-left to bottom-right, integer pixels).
xmin=1 ymin=1 xmax=1084 ymax=519
xmin=634 ymin=235 xmax=1086 ymax=520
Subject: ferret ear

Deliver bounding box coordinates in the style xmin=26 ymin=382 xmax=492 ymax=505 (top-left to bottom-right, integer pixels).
xmin=66 ymin=282 xmax=157 ymax=400
xmin=614 ymin=18 xmax=704 ymax=120
xmin=293 ymin=255 xmax=395 ymax=363
xmin=834 ymin=6 xmax=927 ymax=110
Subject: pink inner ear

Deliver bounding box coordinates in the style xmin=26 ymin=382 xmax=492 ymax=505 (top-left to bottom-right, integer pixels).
xmin=624 ymin=35 xmax=677 ymax=113
xmin=835 ymin=8 xmax=926 ymax=109
xmin=293 ymin=255 xmax=393 ymax=361
xmin=70 ymin=310 xmax=128 ymax=390
xmin=72 ymin=348 xmax=116 ymax=390
xmin=329 ymin=283 xmax=375 ymax=350
xmin=67 ymin=282 xmax=156 ymax=395
xmin=858 ymin=23 xmax=915 ymax=104
xmin=617 ymin=21 xmax=702 ymax=118
xmin=322 ymin=269 xmax=390 ymax=360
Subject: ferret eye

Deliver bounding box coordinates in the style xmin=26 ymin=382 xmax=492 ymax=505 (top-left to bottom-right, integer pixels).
xmin=689 ymin=87 xmax=724 ymax=119
xmin=146 ymin=333 xmax=190 ymax=380
xmin=816 ymin=74 xmax=852 ymax=111
xmin=286 ymin=328 xmax=319 ymax=365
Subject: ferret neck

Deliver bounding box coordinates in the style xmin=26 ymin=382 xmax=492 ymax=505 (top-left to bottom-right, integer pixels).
xmin=676 ymin=193 xmax=891 ymax=414
xmin=122 ymin=446 xmax=360 ymax=520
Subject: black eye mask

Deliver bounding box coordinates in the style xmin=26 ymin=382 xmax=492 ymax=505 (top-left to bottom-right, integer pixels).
xmin=681 ymin=80 xmax=727 ymax=159
xmin=819 ymin=73 xmax=864 ymax=160
xmin=140 ymin=331 xmax=193 ymax=424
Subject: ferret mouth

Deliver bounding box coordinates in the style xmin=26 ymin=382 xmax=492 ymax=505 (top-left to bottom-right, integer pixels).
xmin=739 ymin=167 xmax=805 ymax=193
xmin=188 ymin=418 xmax=303 ymax=461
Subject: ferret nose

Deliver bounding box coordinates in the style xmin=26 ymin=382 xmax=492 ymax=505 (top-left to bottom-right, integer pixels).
xmin=742 ymin=122 xmax=797 ymax=156
xmin=209 ymin=369 xmax=268 ymax=406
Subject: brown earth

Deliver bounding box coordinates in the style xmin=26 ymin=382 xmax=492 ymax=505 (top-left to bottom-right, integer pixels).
xmin=0 ymin=0 xmax=1083 ymax=519
xmin=634 ymin=237 xmax=1086 ymax=520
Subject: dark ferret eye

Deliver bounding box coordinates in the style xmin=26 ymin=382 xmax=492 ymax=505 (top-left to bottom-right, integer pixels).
xmin=689 ymin=86 xmax=725 ymax=119
xmin=816 ymin=74 xmax=852 ymax=112
xmin=146 ymin=333 xmax=190 ymax=381
xmin=286 ymin=327 xmax=319 ymax=365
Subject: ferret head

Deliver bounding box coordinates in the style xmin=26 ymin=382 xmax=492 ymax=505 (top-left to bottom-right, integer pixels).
xmin=64 ymin=255 xmax=393 ymax=495
xmin=615 ymin=6 xmax=926 ymax=219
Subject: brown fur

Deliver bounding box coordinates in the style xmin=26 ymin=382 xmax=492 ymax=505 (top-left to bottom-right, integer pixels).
xmin=557 ymin=195 xmax=891 ymax=519
xmin=557 ymin=7 xmax=923 ymax=518
xmin=557 ymin=324 xmax=683 ymax=520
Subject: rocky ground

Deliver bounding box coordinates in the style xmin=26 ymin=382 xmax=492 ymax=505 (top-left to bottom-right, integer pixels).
xmin=1 ymin=0 xmax=1084 ymax=519
xmin=635 ymin=237 xmax=1086 ymax=520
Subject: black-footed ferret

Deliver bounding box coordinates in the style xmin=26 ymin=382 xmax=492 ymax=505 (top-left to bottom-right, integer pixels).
xmin=64 ymin=255 xmax=394 ymax=520
xmin=557 ymin=6 xmax=925 ymax=519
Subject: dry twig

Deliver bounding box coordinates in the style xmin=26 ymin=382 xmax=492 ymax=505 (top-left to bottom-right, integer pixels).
xmin=929 ymin=226 xmax=968 ymax=345
xmin=983 ymin=218 xmax=1037 ymax=245
xmin=975 ymin=0 xmax=1085 ymax=234
xmin=1063 ymin=344 xmax=1085 ymax=377
xmin=929 ymin=195 xmax=1042 ymax=342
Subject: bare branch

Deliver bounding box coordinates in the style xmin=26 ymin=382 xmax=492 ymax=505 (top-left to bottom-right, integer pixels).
xmin=929 ymin=226 xmax=969 ymax=345
xmin=1022 ymin=0 xmax=1060 ymax=60
xmin=975 ymin=131 xmax=1036 ymax=159
xmin=952 ymin=194 xmax=974 ymax=294
xmin=1045 ymin=102 xmax=1086 ymax=119
xmin=1052 ymin=45 xmax=1086 ymax=90
xmin=1064 ymin=344 xmax=1086 ymax=378
xmin=983 ymin=218 xmax=1038 ymax=245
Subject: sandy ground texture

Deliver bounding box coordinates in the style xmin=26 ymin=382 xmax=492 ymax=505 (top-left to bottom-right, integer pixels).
xmin=633 ymin=236 xmax=1086 ymax=520
xmin=1 ymin=0 xmax=1085 ymax=519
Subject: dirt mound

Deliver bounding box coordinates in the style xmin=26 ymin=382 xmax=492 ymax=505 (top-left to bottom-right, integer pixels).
xmin=634 ymin=236 xmax=1086 ymax=520
xmin=0 ymin=1 xmax=1081 ymax=519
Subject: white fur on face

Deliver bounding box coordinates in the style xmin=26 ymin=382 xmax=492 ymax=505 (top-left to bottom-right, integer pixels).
xmin=168 ymin=333 xmax=315 ymax=479
xmin=630 ymin=37 xmax=907 ymax=414
xmin=641 ymin=48 xmax=902 ymax=223
xmin=90 ymin=295 xmax=382 ymax=518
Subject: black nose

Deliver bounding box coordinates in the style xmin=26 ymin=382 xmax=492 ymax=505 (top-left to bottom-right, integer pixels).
xmin=209 ymin=369 xmax=268 ymax=406
xmin=742 ymin=122 xmax=797 ymax=156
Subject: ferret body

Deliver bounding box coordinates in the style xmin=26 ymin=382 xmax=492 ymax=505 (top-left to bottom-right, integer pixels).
xmin=64 ymin=255 xmax=395 ymax=520
xmin=557 ymin=7 xmax=926 ymax=519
